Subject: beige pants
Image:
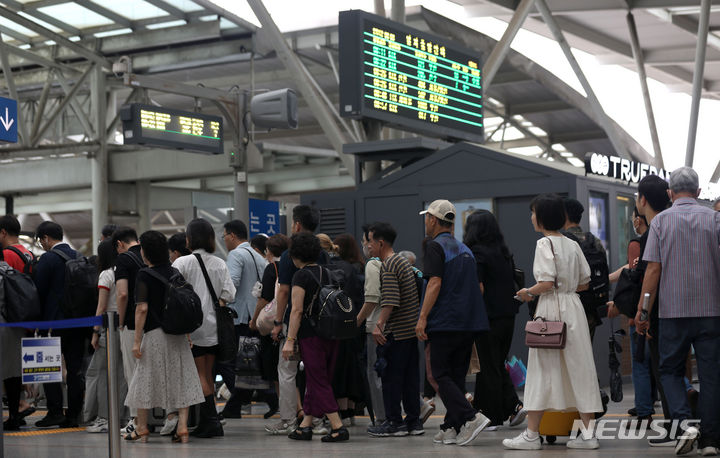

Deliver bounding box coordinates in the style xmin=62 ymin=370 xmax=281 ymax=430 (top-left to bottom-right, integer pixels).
xmin=120 ymin=328 xmax=138 ymax=417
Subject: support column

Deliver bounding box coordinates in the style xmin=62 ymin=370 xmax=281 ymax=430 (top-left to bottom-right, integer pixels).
xmin=373 ymin=0 xmax=385 ymax=16
xmin=91 ymin=63 xmax=108 ymax=253
xmin=685 ymin=0 xmax=711 ymax=168
xmin=136 ymin=180 xmax=151 ymax=233
xmin=482 ymin=0 xmax=535 ymax=89
xmin=390 ymin=0 xmax=405 ymax=23
xmin=626 ymin=11 xmax=663 ymax=168
xmin=233 ymin=92 xmax=250 ymax=224
xmin=4 ymin=195 xmax=13 ymax=216
xmin=535 ymin=0 xmax=629 ymax=160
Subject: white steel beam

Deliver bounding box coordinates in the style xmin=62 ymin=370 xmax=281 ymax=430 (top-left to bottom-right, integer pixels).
xmin=685 ymin=0 xmax=711 ymax=167
xmin=483 ymin=0 xmax=536 ymax=88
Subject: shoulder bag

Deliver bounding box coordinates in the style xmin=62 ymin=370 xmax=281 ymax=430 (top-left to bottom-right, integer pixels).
xmin=194 ymin=253 xmax=238 ymax=362
xmin=256 ymin=262 xmax=279 ymax=336
xmin=524 ymin=237 xmax=567 ymax=349
xmin=243 ymin=247 xmax=264 ymax=300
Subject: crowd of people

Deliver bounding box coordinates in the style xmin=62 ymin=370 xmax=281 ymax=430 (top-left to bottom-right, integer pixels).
xmin=0 ymin=166 xmax=718 ymax=455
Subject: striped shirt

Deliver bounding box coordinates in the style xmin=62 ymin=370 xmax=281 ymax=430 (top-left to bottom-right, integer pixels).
xmin=380 ymin=253 xmax=420 ymax=340
xmin=643 ymin=197 xmax=720 ymax=318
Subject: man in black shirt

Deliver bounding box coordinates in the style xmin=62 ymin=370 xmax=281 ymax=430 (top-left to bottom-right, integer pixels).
xmin=112 ymin=227 xmax=145 ymax=434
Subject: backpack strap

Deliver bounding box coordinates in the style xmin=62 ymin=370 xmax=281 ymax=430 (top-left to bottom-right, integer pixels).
xmin=194 ymin=253 xmax=220 ymax=308
xmin=242 ymin=247 xmax=261 ymax=282
xmin=141 ymin=267 xmax=170 ymax=286
xmin=5 ymin=246 xmax=32 ymax=266
xmin=123 ymin=250 xmax=144 ymax=268
xmin=303 ymin=266 xmax=325 ymax=317
xmin=51 ymin=248 xmax=72 ymax=263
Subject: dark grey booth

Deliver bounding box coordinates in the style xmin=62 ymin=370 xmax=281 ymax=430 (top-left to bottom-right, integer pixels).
xmin=303 ymin=141 xmax=640 ymax=386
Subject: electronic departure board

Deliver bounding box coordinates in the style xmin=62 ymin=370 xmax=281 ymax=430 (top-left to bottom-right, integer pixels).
xmin=339 ymin=10 xmax=483 ymax=143
xmin=121 ymin=103 xmax=223 ymax=155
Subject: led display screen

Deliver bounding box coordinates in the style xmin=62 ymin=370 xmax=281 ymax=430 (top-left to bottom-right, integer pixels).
xmin=121 ymin=103 xmax=223 ymax=155
xmin=339 ymin=10 xmax=483 ymax=142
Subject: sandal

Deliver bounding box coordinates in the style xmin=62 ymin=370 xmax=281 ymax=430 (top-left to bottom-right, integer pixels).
xmin=321 ymin=426 xmax=349 ymax=443
xmin=288 ymin=426 xmax=313 ymax=441
xmin=124 ymin=428 xmax=149 ymax=442
xmin=172 ymin=430 xmax=189 ymax=443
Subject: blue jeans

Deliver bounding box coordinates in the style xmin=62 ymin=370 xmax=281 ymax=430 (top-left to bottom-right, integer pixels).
xmin=629 ymin=325 xmax=654 ymax=417
xmin=659 ymin=317 xmax=720 ymax=443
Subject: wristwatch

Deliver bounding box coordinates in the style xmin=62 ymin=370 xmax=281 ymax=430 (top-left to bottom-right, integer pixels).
xmin=273 ymin=320 xmax=282 ymax=327
xmin=525 ymin=289 xmax=536 ymax=299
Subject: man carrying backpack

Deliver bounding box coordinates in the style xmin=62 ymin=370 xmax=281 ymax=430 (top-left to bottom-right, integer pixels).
xmin=33 ymin=221 xmax=84 ymax=428
xmin=561 ymin=198 xmax=610 ymax=342
xmin=0 ymin=215 xmax=36 ymax=430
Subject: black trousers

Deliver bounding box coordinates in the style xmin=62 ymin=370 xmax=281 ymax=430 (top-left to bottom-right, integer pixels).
xmin=649 ymin=335 xmax=671 ymax=421
xmin=429 ymin=331 xmax=476 ymax=431
xmin=380 ymin=334 xmax=420 ymax=425
xmin=473 ymin=317 xmax=520 ymax=425
xmin=44 ymin=330 xmax=87 ymax=418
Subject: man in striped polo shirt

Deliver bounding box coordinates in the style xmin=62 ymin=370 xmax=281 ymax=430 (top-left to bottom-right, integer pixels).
xmin=365 ymin=222 xmax=423 ymax=438
xmin=635 ymin=167 xmax=720 ymax=456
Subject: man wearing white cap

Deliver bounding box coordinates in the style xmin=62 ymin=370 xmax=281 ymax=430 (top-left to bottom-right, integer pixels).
xmin=417 ymin=200 xmax=491 ymax=446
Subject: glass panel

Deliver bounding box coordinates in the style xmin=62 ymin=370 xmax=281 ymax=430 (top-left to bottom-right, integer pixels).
xmin=37 ymin=3 xmax=114 ymax=28
xmin=146 ymin=19 xmax=187 ymax=30
xmin=88 ymin=0 xmax=166 ymax=21
xmin=94 ymin=28 xmax=133 ymax=38
xmin=17 ymin=11 xmax=62 ymax=33
xmin=174 ymin=0 xmax=205 ymax=13
xmin=0 ymin=16 xmax=37 ymax=37
xmin=616 ymin=194 xmax=635 ymax=268
xmin=588 ymin=191 xmax=609 ymax=262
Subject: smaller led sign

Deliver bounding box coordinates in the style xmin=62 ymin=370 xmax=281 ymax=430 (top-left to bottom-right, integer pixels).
xmin=121 ymin=103 xmax=223 ymax=155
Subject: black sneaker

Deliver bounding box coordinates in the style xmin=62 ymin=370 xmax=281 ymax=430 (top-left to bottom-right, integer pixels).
xmin=367 ymin=420 xmax=408 ymax=437
xmin=675 ymin=426 xmax=699 ymax=455
xmin=408 ymin=421 xmax=425 ymax=436
xmin=35 ymin=413 xmax=65 ymax=428
xmin=3 ymin=418 xmax=22 ymax=431
xmin=649 ymin=435 xmax=676 ymax=447
xmin=59 ymin=416 xmax=79 ymax=428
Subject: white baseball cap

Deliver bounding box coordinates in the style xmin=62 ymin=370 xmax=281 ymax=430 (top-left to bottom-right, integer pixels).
xmin=419 ymin=199 xmax=456 ymax=224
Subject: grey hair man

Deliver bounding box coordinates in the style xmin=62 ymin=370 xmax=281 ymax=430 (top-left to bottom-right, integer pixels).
xmin=635 ymin=166 xmax=720 ymax=455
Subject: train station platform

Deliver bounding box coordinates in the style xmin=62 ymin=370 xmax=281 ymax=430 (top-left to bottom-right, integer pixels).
xmin=3 ymin=386 xmax=695 ymax=457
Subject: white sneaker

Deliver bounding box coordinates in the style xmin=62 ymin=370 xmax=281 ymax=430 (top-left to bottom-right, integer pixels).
xmin=443 ymin=428 xmax=458 ymax=445
xmin=159 ymin=415 xmax=178 ymax=436
xmin=699 ymin=446 xmax=719 ymax=456
xmin=120 ymin=418 xmax=136 ymax=434
xmin=457 ymin=412 xmax=491 ymax=446
xmin=217 ymin=384 xmax=231 ymax=401
xmin=86 ymin=417 xmax=108 ymax=433
xmin=312 ymin=418 xmax=329 ymax=435
xmin=264 ymin=418 xmax=297 ymax=435
xmin=567 ymin=434 xmax=600 ymax=449
xmin=503 ymin=431 xmax=542 ymax=450
xmin=676 ymin=426 xmax=700 ymax=455
xmin=484 ymin=425 xmax=499 ymax=432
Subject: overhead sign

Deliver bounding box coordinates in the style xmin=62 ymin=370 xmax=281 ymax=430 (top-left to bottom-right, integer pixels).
xmin=121 ymin=103 xmax=223 ymax=155
xmin=21 ymin=337 xmax=62 ymax=384
xmin=339 ymin=10 xmax=483 ymax=143
xmin=249 ymin=198 xmax=280 ymax=237
xmin=0 ymin=96 xmax=18 ymax=143
xmin=585 ymin=153 xmax=670 ymax=183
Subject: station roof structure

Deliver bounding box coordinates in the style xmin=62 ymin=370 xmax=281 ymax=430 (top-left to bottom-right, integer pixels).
xmin=0 ymin=0 xmax=716 ymax=249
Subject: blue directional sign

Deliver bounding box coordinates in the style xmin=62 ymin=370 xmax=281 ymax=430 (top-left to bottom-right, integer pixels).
xmin=0 ymin=96 xmax=18 ymax=143
xmin=249 ymin=198 xmax=281 ymax=237
xmin=21 ymin=337 xmax=62 ymax=384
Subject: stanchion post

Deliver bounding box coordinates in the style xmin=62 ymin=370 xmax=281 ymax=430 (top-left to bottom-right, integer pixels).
xmin=105 ymin=312 xmax=121 ymax=458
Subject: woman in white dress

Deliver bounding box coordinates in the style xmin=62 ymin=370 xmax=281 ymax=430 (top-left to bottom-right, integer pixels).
xmin=503 ymin=193 xmax=603 ymax=450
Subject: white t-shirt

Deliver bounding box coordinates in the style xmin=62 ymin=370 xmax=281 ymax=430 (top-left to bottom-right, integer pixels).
xmin=98 ymin=268 xmax=118 ymax=313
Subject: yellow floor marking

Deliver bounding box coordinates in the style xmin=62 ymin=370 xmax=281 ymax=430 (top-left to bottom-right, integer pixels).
xmin=5 ymin=427 xmax=85 ymax=437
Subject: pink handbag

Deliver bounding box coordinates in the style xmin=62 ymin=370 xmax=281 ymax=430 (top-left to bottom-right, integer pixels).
xmin=524 ymin=237 xmax=567 ymax=349
xmin=256 ymin=263 xmax=278 ymax=336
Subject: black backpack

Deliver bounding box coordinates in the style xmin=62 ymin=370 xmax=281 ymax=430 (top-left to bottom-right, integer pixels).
xmin=141 ymin=267 xmax=203 ymax=335
xmin=565 ymin=231 xmax=610 ymax=318
xmin=0 ymin=253 xmax=41 ymax=323
xmin=306 ymin=266 xmax=359 ymax=340
xmin=51 ymin=249 xmax=99 ymax=319
xmin=4 ymin=246 xmax=36 ymax=276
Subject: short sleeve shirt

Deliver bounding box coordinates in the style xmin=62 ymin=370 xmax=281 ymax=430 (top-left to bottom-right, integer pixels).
xmin=278 ymin=247 xmax=329 ymax=324
xmin=1 ymin=245 xmax=32 ymax=272
xmin=423 ymin=240 xmax=445 ymax=278
xmin=134 ymin=265 xmax=174 ymax=333
xmin=98 ymin=268 xmax=118 ymax=313
xmin=260 ymin=262 xmax=279 ymax=303
xmin=380 ymin=254 xmax=420 ymax=340
xmin=291 ymin=265 xmax=325 ymax=339
xmin=115 ymin=245 xmax=144 ymax=329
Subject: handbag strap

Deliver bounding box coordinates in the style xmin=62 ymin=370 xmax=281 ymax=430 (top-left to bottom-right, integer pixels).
xmin=194 ymin=253 xmax=220 ymax=308
xmin=543 ymin=237 xmax=562 ymax=320
xmin=304 ymin=265 xmax=323 ymax=317
xmin=242 ymin=247 xmax=261 ymax=282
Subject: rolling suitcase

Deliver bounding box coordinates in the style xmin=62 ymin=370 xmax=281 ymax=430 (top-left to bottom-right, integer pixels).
xmin=538 ymin=390 xmax=609 ymax=445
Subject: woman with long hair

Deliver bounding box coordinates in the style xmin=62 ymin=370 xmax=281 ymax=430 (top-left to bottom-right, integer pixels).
xmin=463 ymin=210 xmax=526 ymax=430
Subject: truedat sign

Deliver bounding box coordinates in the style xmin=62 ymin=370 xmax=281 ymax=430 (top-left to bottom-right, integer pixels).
xmin=584 ymin=153 xmax=670 ymax=183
